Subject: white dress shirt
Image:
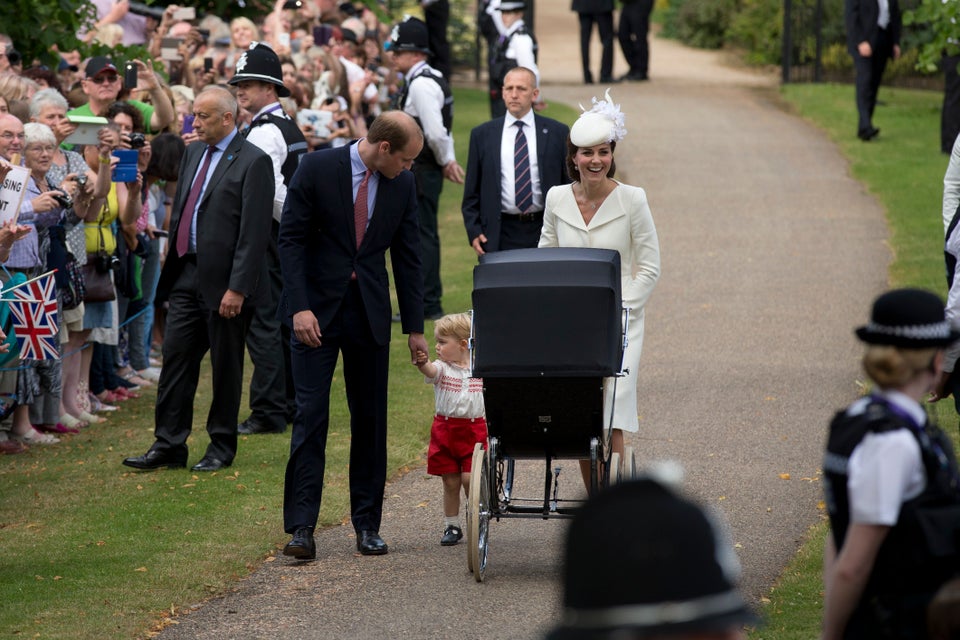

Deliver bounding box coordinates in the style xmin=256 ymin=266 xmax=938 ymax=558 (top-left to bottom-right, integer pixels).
xmin=500 ymin=109 xmax=542 ymax=213
xmin=246 ymin=101 xmax=289 ymax=223
xmin=402 ymin=60 xmax=456 ymax=167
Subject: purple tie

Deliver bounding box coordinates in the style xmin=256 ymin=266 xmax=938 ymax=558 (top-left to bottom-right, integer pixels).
xmin=176 ymin=145 xmax=216 ymax=256
xmin=514 ymin=122 xmax=532 ymax=213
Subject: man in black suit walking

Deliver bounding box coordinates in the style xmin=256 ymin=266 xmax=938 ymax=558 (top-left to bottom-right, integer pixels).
xmin=279 ymin=111 xmax=429 ymax=559
xmin=845 ymin=0 xmax=901 ymax=141
xmin=462 ymin=66 xmax=570 ymax=255
xmin=572 ymin=0 xmax=616 ymax=84
xmin=618 ymin=0 xmax=654 ymax=82
xmin=122 ymin=86 xmax=274 ymax=472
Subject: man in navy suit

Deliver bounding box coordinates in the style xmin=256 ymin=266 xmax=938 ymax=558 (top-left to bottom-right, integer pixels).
xmin=462 ymin=66 xmax=570 ymax=255
xmin=122 ymin=86 xmax=274 ymax=473
xmin=279 ymin=111 xmax=429 ymax=559
xmin=845 ymin=0 xmax=901 ymax=141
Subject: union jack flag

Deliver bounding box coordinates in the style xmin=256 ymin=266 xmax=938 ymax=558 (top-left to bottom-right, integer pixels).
xmin=7 ymin=272 xmax=60 ymax=360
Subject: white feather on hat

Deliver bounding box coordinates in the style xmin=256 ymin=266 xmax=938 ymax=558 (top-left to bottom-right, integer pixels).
xmin=570 ymin=89 xmax=627 ymax=147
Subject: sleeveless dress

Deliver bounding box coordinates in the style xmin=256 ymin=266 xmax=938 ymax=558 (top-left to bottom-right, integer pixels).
xmin=539 ymin=181 xmax=661 ymax=432
xmin=83 ymin=184 xmax=120 ymax=342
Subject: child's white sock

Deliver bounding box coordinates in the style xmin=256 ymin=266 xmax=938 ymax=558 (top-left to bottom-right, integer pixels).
xmin=444 ymin=516 xmax=460 ymax=529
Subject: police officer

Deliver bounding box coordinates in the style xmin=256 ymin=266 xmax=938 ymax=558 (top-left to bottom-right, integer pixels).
xmin=228 ymin=42 xmax=308 ymax=434
xmin=823 ymin=288 xmax=960 ymax=639
xmin=390 ymin=16 xmax=464 ymax=320
xmin=486 ymin=0 xmax=539 ymax=119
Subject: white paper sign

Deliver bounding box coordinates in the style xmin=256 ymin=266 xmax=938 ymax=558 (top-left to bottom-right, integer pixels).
xmin=0 ymin=164 xmax=28 ymax=225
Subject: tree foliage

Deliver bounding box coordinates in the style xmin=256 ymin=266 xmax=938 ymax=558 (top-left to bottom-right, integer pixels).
xmin=904 ymin=0 xmax=960 ymax=73
xmin=0 ymin=0 xmax=98 ymax=67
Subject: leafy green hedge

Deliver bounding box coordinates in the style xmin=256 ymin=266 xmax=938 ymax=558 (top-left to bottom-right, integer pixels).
xmin=660 ymin=0 xmax=935 ymax=77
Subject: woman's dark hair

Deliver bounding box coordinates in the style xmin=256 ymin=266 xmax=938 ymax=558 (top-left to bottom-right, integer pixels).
xmin=145 ymin=132 xmax=185 ymax=182
xmin=565 ymin=137 xmax=616 ymax=179
xmin=106 ymin=101 xmax=145 ymax=133
xmin=21 ymin=66 xmax=62 ymax=95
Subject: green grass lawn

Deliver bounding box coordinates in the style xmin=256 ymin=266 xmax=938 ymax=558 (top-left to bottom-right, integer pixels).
xmin=750 ymin=82 xmax=955 ymax=639
xmin=0 ymin=89 xmax=579 ymax=639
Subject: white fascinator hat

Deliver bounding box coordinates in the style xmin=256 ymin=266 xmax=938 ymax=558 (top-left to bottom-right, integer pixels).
xmin=569 ymin=89 xmax=627 ymax=147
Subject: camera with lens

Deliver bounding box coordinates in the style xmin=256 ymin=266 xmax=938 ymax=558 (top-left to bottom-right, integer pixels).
xmin=52 ymin=192 xmax=74 ymax=209
xmin=127 ymin=132 xmax=146 ymax=149
xmin=94 ymin=251 xmax=120 ymax=274
xmin=127 ymin=1 xmax=165 ymax=20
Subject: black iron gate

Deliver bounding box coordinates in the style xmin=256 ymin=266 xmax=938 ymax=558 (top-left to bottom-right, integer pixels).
xmin=782 ymin=0 xmax=825 ymax=83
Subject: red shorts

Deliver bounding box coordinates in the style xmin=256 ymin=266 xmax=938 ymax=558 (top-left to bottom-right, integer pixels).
xmin=427 ymin=415 xmax=488 ymax=476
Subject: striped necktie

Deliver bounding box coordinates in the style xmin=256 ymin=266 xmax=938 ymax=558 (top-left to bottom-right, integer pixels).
xmin=514 ymin=121 xmax=532 ymax=213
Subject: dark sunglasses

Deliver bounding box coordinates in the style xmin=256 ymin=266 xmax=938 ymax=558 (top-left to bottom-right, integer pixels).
xmin=88 ymin=73 xmax=119 ymax=84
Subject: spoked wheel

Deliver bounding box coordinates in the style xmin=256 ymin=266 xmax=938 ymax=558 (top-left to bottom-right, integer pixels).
xmin=468 ymin=442 xmax=491 ymax=582
xmin=466 ymin=443 xmax=483 ymax=573
xmin=607 ymin=451 xmax=621 ymax=486
xmin=622 ymin=446 xmax=637 ymax=480
xmin=589 ymin=437 xmax=600 ymax=495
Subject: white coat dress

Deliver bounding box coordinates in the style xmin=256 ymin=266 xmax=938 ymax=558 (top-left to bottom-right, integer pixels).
xmin=538 ymin=181 xmax=661 ymax=432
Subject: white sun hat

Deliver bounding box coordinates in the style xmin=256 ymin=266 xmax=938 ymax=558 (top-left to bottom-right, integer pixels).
xmin=569 ymin=89 xmax=627 ymax=147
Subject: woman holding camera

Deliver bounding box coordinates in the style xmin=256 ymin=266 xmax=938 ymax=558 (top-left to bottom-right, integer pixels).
xmin=29 ymin=90 xmax=114 ymax=429
xmin=76 ymin=103 xmax=144 ymax=415
xmin=5 ymin=123 xmax=101 ymax=442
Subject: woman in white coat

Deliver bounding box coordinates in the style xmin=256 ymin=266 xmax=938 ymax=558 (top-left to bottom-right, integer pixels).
xmin=538 ymin=90 xmax=660 ymax=470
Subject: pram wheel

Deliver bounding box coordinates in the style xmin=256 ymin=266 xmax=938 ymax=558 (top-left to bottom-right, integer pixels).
xmin=622 ymin=446 xmax=636 ymax=480
xmin=468 ymin=442 xmax=491 ymax=582
xmin=608 ymin=451 xmax=621 ymax=486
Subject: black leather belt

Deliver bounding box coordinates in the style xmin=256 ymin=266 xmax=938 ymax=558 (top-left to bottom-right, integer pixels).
xmin=504 ymin=211 xmax=544 ymax=223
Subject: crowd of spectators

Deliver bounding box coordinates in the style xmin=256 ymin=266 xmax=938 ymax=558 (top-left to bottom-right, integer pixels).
xmin=0 ymin=0 xmax=415 ymax=454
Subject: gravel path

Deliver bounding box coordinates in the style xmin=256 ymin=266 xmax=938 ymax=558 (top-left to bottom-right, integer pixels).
xmin=158 ymin=4 xmax=890 ymax=639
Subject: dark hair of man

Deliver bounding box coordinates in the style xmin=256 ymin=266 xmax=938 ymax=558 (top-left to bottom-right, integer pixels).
xmin=367 ymin=111 xmax=421 ymax=152
xmin=565 ymin=136 xmax=617 ymax=179
xmin=106 ymin=100 xmax=145 ymax=133
xmin=145 ymin=132 xmax=186 ymax=182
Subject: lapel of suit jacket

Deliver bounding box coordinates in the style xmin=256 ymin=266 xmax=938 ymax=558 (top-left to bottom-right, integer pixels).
xmin=533 ymin=115 xmax=550 ymax=169
xmin=492 ymin=118 xmax=504 ymax=177
xmin=171 ymin=142 xmax=205 ymax=232
xmin=199 ymin=130 xmax=243 ymax=208
xmin=336 ymin=147 xmax=360 ymax=249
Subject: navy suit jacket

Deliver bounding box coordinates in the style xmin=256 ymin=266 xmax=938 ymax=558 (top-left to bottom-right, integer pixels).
xmin=278 ymin=144 xmax=424 ymax=345
xmin=845 ymin=0 xmax=901 ymax=55
xmin=572 ymin=0 xmax=614 ymax=13
xmin=158 ymin=131 xmax=274 ymax=308
xmin=461 ymin=113 xmax=570 ymax=252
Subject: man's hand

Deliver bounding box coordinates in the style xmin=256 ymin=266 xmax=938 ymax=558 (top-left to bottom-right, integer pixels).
xmin=408 ymin=332 xmax=428 ymax=364
xmin=443 ymin=160 xmax=464 ymax=184
xmin=135 ymin=59 xmax=160 ymax=91
xmin=471 ymin=234 xmax=487 ymax=256
xmin=858 ymin=41 xmax=872 ymax=58
xmin=930 ymin=370 xmax=951 ymax=402
xmin=293 ymin=310 xmax=322 ymax=347
xmin=219 ymin=289 xmax=244 ymax=319
xmin=893 ymin=44 xmax=901 ymax=60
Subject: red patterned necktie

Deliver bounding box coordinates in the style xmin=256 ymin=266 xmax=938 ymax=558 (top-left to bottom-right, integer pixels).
xmin=354 ymin=169 xmax=372 ymax=248
xmin=176 ymin=145 xmax=216 ymax=256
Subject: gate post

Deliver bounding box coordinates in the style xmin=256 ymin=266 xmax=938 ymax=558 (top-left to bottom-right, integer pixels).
xmin=782 ymin=0 xmax=792 ymax=83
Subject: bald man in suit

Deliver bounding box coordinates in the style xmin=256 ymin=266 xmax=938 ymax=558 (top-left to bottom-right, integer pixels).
xmin=123 ymin=86 xmax=274 ymax=472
